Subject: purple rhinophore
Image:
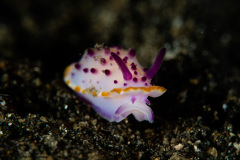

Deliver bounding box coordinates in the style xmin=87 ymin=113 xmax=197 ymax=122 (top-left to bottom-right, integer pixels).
xmin=129 ymin=48 xmax=136 ymax=57
xmin=111 ymin=52 xmax=132 ymax=80
xmin=83 ymin=68 xmax=88 ymax=73
xmin=104 ymin=69 xmax=111 ymax=76
xmin=146 ymin=48 xmax=166 ymax=79
xmin=100 ymin=58 xmax=106 ymax=65
xmin=75 ymin=63 xmax=81 ymax=70
xmin=124 ymin=83 xmax=127 ymax=86
xmin=104 ymin=47 xmax=110 ymax=54
xmin=141 ymin=76 xmax=147 ymax=82
xmin=91 ymin=68 xmax=97 ymax=73
xmin=133 ymin=77 xmax=138 ymax=83
xmin=134 ymin=71 xmax=138 ymax=75
xmin=131 ymin=97 xmax=136 ymax=104
xmin=114 ymin=80 xmax=118 ymax=84
xmin=87 ymin=48 xmax=95 ymax=56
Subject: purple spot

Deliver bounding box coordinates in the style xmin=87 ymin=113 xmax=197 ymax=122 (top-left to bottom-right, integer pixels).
xmin=114 ymin=80 xmax=118 ymax=84
xmin=129 ymin=49 xmax=136 ymax=57
xmin=134 ymin=71 xmax=138 ymax=75
xmin=116 ymin=51 xmax=120 ymax=55
xmin=83 ymin=68 xmax=88 ymax=73
xmin=145 ymin=83 xmax=148 ymax=86
xmin=150 ymin=82 xmax=154 ymax=86
xmin=133 ymin=77 xmax=138 ymax=83
xmin=82 ymin=80 xmax=85 ymax=83
xmin=104 ymin=69 xmax=111 ymax=76
xmin=87 ymin=49 xmax=94 ymax=56
xmin=75 ymin=63 xmax=81 ymax=70
xmin=123 ymin=56 xmax=128 ymax=63
xmin=97 ymin=81 xmax=99 ymax=84
xmin=109 ymin=56 xmax=113 ymax=60
xmin=71 ymin=72 xmax=75 ymax=77
xmin=131 ymin=97 xmax=136 ymax=104
xmin=91 ymin=68 xmax=97 ymax=73
xmin=100 ymin=58 xmax=106 ymax=65
xmin=104 ymin=47 xmax=110 ymax=54
xmin=124 ymin=83 xmax=127 ymax=86
xmin=110 ymin=63 xmax=112 ymax=66
xmin=131 ymin=64 xmax=137 ymax=70
xmin=141 ymin=76 xmax=147 ymax=82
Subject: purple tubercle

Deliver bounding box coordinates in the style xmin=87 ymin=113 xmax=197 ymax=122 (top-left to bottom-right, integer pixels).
xmin=91 ymin=68 xmax=97 ymax=73
xmin=146 ymin=48 xmax=166 ymax=79
xmin=116 ymin=46 xmax=122 ymax=50
xmin=109 ymin=56 xmax=113 ymax=61
xmin=145 ymin=83 xmax=148 ymax=86
xmin=131 ymin=97 xmax=136 ymax=104
xmin=116 ymin=51 xmax=120 ymax=55
xmin=111 ymin=52 xmax=133 ymax=80
xmin=114 ymin=80 xmax=118 ymax=84
xmin=83 ymin=68 xmax=88 ymax=73
xmin=75 ymin=63 xmax=81 ymax=70
xmin=131 ymin=64 xmax=137 ymax=70
xmin=104 ymin=47 xmax=110 ymax=54
xmin=104 ymin=69 xmax=111 ymax=76
xmin=129 ymin=49 xmax=136 ymax=57
xmin=134 ymin=71 xmax=138 ymax=75
xmin=87 ymin=48 xmax=95 ymax=56
xmin=100 ymin=58 xmax=106 ymax=65
xmin=141 ymin=76 xmax=147 ymax=82
xmin=133 ymin=77 xmax=138 ymax=83
xmin=124 ymin=83 xmax=127 ymax=86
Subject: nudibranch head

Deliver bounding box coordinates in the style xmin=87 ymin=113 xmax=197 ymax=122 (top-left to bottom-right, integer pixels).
xmin=64 ymin=46 xmax=166 ymax=123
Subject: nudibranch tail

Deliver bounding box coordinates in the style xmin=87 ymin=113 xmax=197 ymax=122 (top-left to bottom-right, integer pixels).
xmin=111 ymin=52 xmax=132 ymax=80
xmin=146 ymin=48 xmax=166 ymax=79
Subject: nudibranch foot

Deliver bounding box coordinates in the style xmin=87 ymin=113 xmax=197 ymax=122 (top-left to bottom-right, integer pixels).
xmin=64 ymin=45 xmax=166 ymax=123
xmin=114 ymin=103 xmax=154 ymax=123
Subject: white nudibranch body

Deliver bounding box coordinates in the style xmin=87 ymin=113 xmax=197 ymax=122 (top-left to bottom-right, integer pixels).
xmin=64 ymin=46 xmax=166 ymax=123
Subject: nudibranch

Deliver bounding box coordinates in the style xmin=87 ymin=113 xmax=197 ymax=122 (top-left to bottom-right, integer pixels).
xmin=64 ymin=46 xmax=166 ymax=123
